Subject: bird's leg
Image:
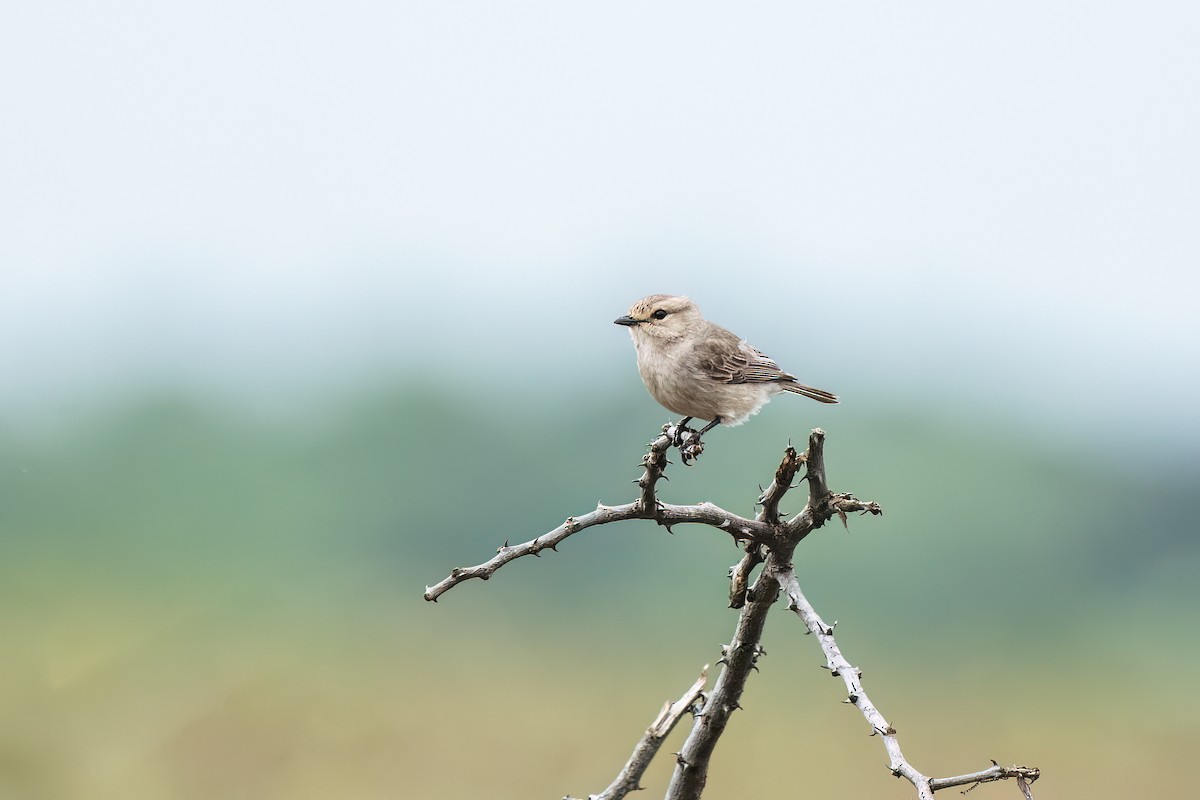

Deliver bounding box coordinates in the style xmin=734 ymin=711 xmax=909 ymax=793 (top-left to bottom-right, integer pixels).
xmin=671 ymin=416 xmax=695 ymax=448
xmin=680 ymin=417 xmax=721 ymax=465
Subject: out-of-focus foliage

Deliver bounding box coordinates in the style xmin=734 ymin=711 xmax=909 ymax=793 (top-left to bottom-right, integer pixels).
xmin=1 ymin=384 xmax=1196 ymax=798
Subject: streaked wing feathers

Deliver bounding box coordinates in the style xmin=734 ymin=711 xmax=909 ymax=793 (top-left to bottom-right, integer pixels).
xmin=697 ymin=338 xmax=793 ymax=385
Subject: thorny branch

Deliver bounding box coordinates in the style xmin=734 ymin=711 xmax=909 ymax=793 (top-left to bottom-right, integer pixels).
xmin=423 ymin=428 xmax=771 ymax=602
xmin=663 ymin=429 xmax=881 ymax=800
xmin=425 ymin=426 xmax=1039 ymax=799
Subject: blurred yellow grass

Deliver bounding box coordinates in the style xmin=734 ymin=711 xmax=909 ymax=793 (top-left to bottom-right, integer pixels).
xmin=2 ymin=586 xmax=1197 ymax=799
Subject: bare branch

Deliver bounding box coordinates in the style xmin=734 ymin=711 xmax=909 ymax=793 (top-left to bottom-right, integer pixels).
xmin=425 ymin=430 xmax=775 ymax=602
xmin=773 ymin=562 xmax=934 ymax=796
xmin=773 ymin=565 xmax=1037 ymax=798
xmin=584 ymin=667 xmax=710 ymax=800
xmin=423 ymin=501 xmax=643 ymax=601
xmin=802 ymin=427 xmax=831 ymax=501
xmin=727 ymin=545 xmax=764 ymax=609
xmin=635 ymin=430 xmax=674 ymax=513
xmin=665 ymin=429 xmax=849 ymax=800
xmin=423 ymin=498 xmax=773 ymax=601
xmin=756 ymin=444 xmax=805 ymax=526
xmin=665 ymin=555 xmax=783 ymax=800
xmin=657 ymin=501 xmax=772 ymax=543
xmin=930 ymin=764 xmax=1040 ymax=795
xmin=779 ymin=430 xmax=883 ymax=544
xmin=425 ymin=426 xmax=1039 ymax=800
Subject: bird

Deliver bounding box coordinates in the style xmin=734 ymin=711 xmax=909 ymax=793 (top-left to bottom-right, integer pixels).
xmin=615 ymin=294 xmax=837 ymax=458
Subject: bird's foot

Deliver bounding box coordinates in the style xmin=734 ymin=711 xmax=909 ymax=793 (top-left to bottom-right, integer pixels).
xmin=669 ymin=426 xmax=705 ymax=464
xmin=665 ymin=417 xmax=713 ymax=465
xmin=670 ymin=424 xmax=699 ymax=449
xmin=679 ymin=435 xmax=705 ymax=465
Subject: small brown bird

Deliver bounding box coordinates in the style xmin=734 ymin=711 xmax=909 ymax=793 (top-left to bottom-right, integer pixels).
xmin=615 ymin=295 xmax=837 ymax=450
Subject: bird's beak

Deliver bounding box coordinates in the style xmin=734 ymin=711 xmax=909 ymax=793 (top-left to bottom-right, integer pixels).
xmin=613 ymin=315 xmax=641 ymax=327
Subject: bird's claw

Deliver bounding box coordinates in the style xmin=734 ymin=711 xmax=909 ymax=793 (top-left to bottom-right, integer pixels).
xmin=671 ymin=423 xmax=699 ymax=449
xmin=665 ymin=421 xmax=705 ymax=465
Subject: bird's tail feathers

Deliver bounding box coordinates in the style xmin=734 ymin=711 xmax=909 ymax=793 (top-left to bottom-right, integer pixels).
xmin=782 ymin=382 xmax=839 ymax=404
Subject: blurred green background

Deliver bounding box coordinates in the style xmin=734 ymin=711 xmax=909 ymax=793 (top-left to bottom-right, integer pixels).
xmin=3 ymin=2 xmax=1199 ymax=798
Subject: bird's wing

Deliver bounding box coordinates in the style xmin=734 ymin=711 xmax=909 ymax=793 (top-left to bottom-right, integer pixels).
xmin=695 ymin=333 xmax=795 ymax=385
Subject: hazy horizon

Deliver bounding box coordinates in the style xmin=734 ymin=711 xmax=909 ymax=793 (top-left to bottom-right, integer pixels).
xmin=3 ymin=1 xmax=1198 ymax=461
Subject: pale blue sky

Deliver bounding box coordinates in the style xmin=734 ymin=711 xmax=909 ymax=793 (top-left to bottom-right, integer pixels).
xmin=2 ymin=2 xmax=1197 ymax=450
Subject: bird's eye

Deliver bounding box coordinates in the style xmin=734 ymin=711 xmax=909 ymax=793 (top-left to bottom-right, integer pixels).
xmin=652 ymin=309 xmax=668 ymax=320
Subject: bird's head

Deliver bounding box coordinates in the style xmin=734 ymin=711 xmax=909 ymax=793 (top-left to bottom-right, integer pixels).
xmin=614 ymin=294 xmax=702 ymax=343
